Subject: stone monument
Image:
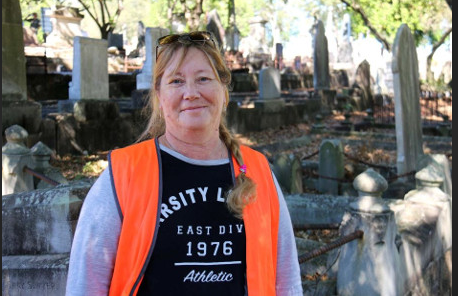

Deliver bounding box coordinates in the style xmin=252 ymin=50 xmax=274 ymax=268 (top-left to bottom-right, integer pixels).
xmin=255 ymin=67 xmax=285 ymax=111
xmin=2 ymin=0 xmax=42 ymax=142
xmin=136 ymin=27 xmax=169 ymax=90
xmin=68 ymin=37 xmax=109 ymax=100
xmin=392 ymin=24 xmax=424 ymax=177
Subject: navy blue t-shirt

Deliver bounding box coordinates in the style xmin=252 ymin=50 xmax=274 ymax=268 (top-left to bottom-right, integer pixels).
xmin=137 ymin=149 xmax=247 ymax=296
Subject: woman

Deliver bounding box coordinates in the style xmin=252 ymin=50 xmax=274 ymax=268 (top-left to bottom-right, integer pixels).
xmin=66 ymin=31 xmax=303 ymax=296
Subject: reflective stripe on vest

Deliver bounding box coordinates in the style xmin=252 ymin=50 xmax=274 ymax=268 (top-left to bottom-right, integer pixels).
xmin=108 ymin=138 xmax=279 ymax=295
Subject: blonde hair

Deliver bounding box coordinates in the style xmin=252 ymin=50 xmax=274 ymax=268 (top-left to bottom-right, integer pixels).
xmin=137 ymin=36 xmax=256 ymax=218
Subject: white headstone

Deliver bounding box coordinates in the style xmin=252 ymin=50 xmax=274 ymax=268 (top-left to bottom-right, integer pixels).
xmin=68 ymin=37 xmax=109 ymax=100
xmin=259 ymin=67 xmax=281 ymax=100
xmin=136 ymin=27 xmax=169 ymax=90
xmin=392 ymin=24 xmax=424 ymax=176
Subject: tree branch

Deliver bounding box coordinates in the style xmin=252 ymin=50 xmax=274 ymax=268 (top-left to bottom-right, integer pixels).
xmin=426 ymin=27 xmax=452 ymax=81
xmin=77 ymin=0 xmax=101 ymax=28
xmin=340 ymin=0 xmax=392 ymax=51
xmin=431 ymin=26 xmax=452 ymax=53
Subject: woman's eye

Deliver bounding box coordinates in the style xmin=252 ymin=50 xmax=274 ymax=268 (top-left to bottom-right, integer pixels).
xmin=170 ymin=79 xmax=183 ymax=84
xmin=199 ymin=77 xmax=211 ymax=82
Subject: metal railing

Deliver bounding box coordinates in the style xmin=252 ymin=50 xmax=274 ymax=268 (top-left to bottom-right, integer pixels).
xmin=23 ymin=166 xmax=60 ymax=186
xmin=298 ymin=230 xmax=364 ymax=264
xmin=374 ymin=94 xmax=452 ymax=125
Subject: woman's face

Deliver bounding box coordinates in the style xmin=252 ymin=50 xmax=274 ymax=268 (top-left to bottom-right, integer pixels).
xmin=157 ymin=47 xmax=226 ymax=136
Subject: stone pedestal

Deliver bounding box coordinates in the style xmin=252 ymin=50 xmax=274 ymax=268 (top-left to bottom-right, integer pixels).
xmin=2 ymin=125 xmax=34 ymax=195
xmin=3 ymin=254 xmax=69 ymax=295
xmin=337 ymin=169 xmax=404 ymax=296
xmin=314 ymin=89 xmax=336 ymax=115
xmin=394 ymin=165 xmax=452 ymax=295
xmin=253 ymin=99 xmax=285 ymax=112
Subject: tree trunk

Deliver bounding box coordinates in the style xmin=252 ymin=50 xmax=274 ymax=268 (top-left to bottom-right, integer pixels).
xmin=426 ymin=27 xmax=452 ymax=82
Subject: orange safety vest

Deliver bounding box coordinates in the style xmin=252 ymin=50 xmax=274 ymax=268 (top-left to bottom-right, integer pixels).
xmin=108 ymin=138 xmax=280 ymax=296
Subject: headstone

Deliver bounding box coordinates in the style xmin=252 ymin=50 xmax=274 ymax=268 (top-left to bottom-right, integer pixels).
xmin=225 ymin=25 xmax=241 ymax=52
xmin=136 ymin=27 xmax=169 ymax=90
xmin=40 ymin=7 xmax=53 ymax=37
xmin=206 ymin=9 xmax=225 ymax=49
xmin=318 ymin=139 xmax=344 ymax=195
xmin=275 ymin=43 xmax=283 ymax=69
xmin=325 ymin=7 xmax=338 ymax=64
xmin=313 ymin=20 xmax=330 ymax=90
xmin=341 ymin=13 xmax=352 ymax=41
xmin=272 ymin=153 xmax=303 ymax=194
xmin=392 ymin=24 xmax=424 ymax=177
xmin=353 ymin=60 xmax=374 ymax=110
xmin=68 ymin=37 xmax=109 ymax=100
xmin=241 ymin=16 xmax=269 ymax=54
xmin=255 ymin=67 xmax=285 ymax=112
xmin=259 ymin=67 xmax=281 ymax=100
xmin=108 ymin=32 xmax=123 ymax=50
xmin=225 ymin=0 xmax=240 ymax=52
xmin=336 ymin=13 xmax=353 ymax=65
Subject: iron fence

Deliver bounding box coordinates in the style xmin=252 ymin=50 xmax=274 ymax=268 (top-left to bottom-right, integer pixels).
xmin=374 ymin=93 xmax=452 ymax=125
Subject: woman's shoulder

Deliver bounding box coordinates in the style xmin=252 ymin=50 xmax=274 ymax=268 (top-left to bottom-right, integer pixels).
xmin=111 ymin=139 xmax=156 ymax=156
xmin=109 ymin=139 xmax=158 ymax=165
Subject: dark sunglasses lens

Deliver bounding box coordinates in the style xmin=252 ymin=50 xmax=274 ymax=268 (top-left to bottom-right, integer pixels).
xmin=189 ymin=31 xmax=212 ymax=41
xmin=158 ymin=35 xmax=179 ymax=45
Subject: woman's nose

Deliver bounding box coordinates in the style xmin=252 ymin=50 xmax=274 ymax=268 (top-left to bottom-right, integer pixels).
xmin=183 ymin=82 xmax=200 ymax=100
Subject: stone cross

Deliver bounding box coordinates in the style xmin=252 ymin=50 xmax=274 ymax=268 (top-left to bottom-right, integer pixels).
xmin=68 ymin=37 xmax=109 ymax=100
xmin=392 ymin=24 xmax=424 ymax=177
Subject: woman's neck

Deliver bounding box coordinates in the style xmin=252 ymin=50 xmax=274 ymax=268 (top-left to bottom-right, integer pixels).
xmin=161 ymin=132 xmax=227 ymax=160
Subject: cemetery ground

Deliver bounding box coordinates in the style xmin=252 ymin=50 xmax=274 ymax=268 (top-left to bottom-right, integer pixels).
xmin=50 ymin=110 xmax=452 ymax=183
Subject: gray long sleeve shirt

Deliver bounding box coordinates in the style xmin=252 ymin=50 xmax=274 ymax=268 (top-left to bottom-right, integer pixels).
xmin=66 ymin=145 xmax=303 ymax=296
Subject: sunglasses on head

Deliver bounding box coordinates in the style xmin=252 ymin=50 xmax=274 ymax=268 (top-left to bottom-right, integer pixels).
xmin=156 ymin=31 xmax=216 ymax=61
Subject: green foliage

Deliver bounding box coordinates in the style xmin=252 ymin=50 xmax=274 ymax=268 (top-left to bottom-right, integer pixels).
xmin=235 ymin=0 xmax=268 ymax=37
xmin=339 ymin=0 xmax=452 ymax=47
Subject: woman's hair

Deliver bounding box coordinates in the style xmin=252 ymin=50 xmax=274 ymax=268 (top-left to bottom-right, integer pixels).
xmin=137 ymin=34 xmax=256 ymax=218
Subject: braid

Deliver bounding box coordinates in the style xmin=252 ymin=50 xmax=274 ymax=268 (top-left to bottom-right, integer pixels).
xmin=219 ymin=121 xmax=257 ymax=218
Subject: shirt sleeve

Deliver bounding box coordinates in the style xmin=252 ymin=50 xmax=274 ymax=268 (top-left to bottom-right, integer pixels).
xmin=65 ymin=168 xmax=121 ymax=296
xmin=273 ymin=173 xmax=304 ymax=296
